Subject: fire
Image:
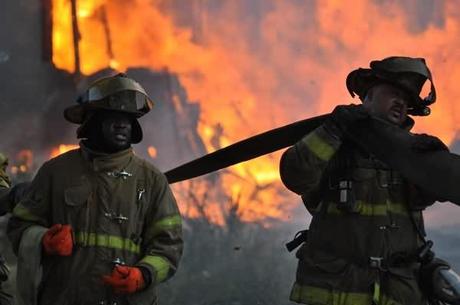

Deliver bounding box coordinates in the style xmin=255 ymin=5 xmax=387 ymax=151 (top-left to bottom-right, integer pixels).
xmin=50 ymin=144 xmax=80 ymax=159
xmin=10 ymin=150 xmax=34 ymax=176
xmin=51 ymin=1 xmax=460 ymax=224
xmin=147 ymin=146 xmax=158 ymax=159
xmin=52 ymin=0 xmax=74 ymax=72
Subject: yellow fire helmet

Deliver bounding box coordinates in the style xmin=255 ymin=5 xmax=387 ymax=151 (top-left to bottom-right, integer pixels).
xmin=64 ymin=73 xmax=154 ymax=144
xmin=64 ymin=73 xmax=154 ymax=124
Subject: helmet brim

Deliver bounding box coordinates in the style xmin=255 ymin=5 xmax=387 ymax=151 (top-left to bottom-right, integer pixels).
xmin=64 ymin=103 xmax=147 ymax=124
xmin=346 ymin=68 xmax=427 ymax=115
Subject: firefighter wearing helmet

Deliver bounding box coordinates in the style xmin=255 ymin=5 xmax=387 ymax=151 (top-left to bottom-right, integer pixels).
xmin=280 ymin=57 xmax=454 ymax=305
xmin=8 ymin=73 xmax=183 ymax=305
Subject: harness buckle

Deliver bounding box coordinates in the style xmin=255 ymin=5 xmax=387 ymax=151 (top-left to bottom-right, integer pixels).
xmin=369 ymin=256 xmax=387 ymax=271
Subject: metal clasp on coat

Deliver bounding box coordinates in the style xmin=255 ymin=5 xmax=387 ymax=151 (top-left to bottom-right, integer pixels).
xmin=104 ymin=212 xmax=129 ymax=224
xmin=111 ymin=257 xmax=126 ymax=267
xmin=106 ymin=170 xmax=133 ymax=180
xmin=338 ymin=180 xmax=352 ymax=204
xmin=137 ymin=188 xmax=145 ymax=201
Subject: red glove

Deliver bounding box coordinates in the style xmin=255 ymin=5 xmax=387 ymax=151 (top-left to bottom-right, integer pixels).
xmin=102 ymin=265 xmax=145 ymax=294
xmin=42 ymin=224 xmax=73 ymax=256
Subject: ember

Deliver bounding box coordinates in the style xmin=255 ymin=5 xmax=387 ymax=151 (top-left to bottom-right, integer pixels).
xmin=147 ymin=146 xmax=158 ymax=159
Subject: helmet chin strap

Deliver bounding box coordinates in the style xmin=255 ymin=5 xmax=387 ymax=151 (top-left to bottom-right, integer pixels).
xmin=408 ymin=76 xmax=435 ymax=116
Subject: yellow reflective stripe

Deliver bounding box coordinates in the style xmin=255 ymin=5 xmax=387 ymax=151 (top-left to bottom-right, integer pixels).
xmin=373 ymin=281 xmax=381 ymax=304
xmin=0 ymin=170 xmax=10 ymax=188
xmin=140 ymin=255 xmax=170 ymax=283
xmin=290 ymin=283 xmax=402 ymax=305
xmin=304 ymin=132 xmax=337 ymax=161
xmin=75 ymin=232 xmax=140 ymax=254
xmin=12 ymin=204 xmax=44 ymax=222
xmin=147 ymin=215 xmax=182 ymax=237
xmin=0 ymin=179 xmax=9 ymax=188
xmin=325 ymin=200 xmax=409 ymax=217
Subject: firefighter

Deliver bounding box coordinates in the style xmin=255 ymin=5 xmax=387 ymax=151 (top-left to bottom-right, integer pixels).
xmin=0 ymin=154 xmax=10 ymax=199
xmin=8 ymin=73 xmax=183 ymax=305
xmin=280 ymin=57 xmax=446 ymax=305
xmin=0 ymin=153 xmax=12 ymax=305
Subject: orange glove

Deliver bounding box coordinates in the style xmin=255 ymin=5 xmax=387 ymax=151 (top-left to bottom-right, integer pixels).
xmin=102 ymin=265 xmax=145 ymax=294
xmin=42 ymin=224 xmax=73 ymax=256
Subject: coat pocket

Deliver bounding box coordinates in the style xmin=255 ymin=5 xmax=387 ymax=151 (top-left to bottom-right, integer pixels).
xmin=308 ymin=250 xmax=349 ymax=275
xmin=64 ymin=184 xmax=91 ymax=207
xmin=63 ymin=183 xmax=91 ymax=230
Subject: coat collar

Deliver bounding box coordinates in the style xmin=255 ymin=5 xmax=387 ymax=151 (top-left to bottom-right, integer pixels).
xmin=79 ymin=141 xmax=134 ymax=173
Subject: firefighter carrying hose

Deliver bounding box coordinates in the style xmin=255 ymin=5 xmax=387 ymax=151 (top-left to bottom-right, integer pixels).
xmin=281 ymin=56 xmax=459 ymax=305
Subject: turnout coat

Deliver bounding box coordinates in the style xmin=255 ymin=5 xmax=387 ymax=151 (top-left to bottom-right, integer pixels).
xmin=280 ymin=121 xmax=438 ymax=305
xmin=8 ymin=143 xmax=183 ymax=305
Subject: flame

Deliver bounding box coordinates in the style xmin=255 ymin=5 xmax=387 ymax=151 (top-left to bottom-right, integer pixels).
xmin=52 ymin=0 xmax=74 ymax=72
xmin=50 ymin=144 xmax=80 ymax=159
xmin=147 ymin=146 xmax=158 ymax=159
xmin=51 ymin=0 xmax=460 ymax=224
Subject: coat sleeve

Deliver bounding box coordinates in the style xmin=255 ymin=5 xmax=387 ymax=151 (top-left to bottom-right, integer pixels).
xmin=0 ymin=156 xmax=11 ymax=215
xmin=136 ymin=172 xmax=183 ymax=285
xmin=7 ymin=163 xmax=51 ymax=254
xmin=279 ymin=124 xmax=342 ymax=197
xmin=0 ymin=154 xmax=10 ymax=189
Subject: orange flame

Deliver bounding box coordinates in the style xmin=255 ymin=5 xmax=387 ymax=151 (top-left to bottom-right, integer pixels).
xmin=51 ymin=0 xmax=460 ymax=224
xmin=50 ymin=144 xmax=80 ymax=159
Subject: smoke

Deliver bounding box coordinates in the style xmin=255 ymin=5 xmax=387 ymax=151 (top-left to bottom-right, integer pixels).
xmin=149 ymin=0 xmax=460 ymax=143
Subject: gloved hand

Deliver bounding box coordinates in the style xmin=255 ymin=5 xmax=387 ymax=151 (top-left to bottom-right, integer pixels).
xmin=102 ymin=265 xmax=146 ymax=294
xmin=411 ymin=134 xmax=449 ymax=153
xmin=325 ymin=104 xmax=369 ymax=138
xmin=42 ymin=224 xmax=73 ymax=256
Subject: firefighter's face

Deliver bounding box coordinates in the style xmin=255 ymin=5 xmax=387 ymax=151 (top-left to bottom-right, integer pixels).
xmin=100 ymin=112 xmax=133 ymax=152
xmin=363 ymin=83 xmax=409 ymax=126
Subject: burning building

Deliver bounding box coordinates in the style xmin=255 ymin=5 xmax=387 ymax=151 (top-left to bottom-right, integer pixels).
xmin=1 ymin=0 xmax=206 ymax=169
xmin=1 ymin=0 xmax=297 ymax=226
xmin=0 ymin=2 xmax=299 ymax=302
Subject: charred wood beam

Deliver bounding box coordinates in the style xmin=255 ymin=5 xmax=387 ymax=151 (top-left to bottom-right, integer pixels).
xmin=41 ymin=0 xmax=53 ymax=61
xmin=70 ymin=0 xmax=81 ymax=76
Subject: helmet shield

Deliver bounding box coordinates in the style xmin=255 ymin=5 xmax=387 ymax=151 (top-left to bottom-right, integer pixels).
xmin=80 ymin=90 xmax=153 ymax=115
xmin=64 ymin=73 xmax=154 ymax=124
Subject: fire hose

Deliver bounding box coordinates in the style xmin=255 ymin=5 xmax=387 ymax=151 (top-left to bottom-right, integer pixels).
xmin=165 ymin=114 xmax=460 ymax=205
